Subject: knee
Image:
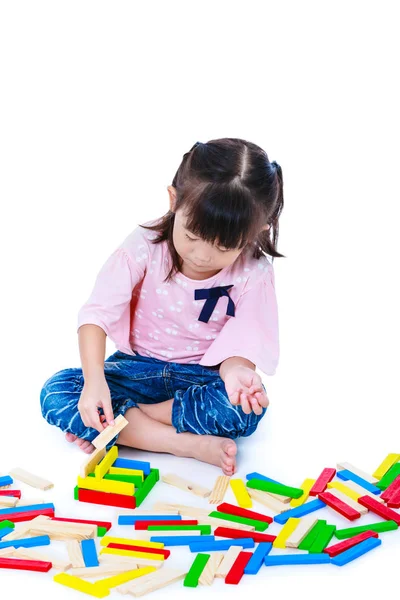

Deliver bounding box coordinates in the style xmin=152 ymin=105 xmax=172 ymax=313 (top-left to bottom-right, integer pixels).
xmin=39 ymin=368 xmax=82 ymax=426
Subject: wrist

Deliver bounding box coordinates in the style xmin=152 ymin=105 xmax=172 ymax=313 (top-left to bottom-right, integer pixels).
xmin=219 ymin=356 xmax=255 ymax=381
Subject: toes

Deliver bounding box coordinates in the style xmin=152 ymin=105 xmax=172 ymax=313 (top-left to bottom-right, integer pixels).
xmin=65 ymin=433 xmax=77 ymax=442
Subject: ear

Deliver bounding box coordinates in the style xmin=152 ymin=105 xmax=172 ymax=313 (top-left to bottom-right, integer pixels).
xmin=167 ymin=186 xmax=177 ymax=212
xmin=260 ymin=223 xmax=270 ymax=232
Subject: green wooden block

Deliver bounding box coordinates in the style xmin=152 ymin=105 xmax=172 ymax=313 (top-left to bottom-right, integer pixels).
xmin=0 ymin=520 xmax=15 ymax=530
xmin=184 ymin=553 xmax=210 ymax=588
xmin=73 ymin=485 xmax=79 ymax=500
xmin=147 ymin=525 xmax=211 ymax=534
xmin=246 ymin=478 xmax=303 ymax=499
xmin=208 ymin=511 xmax=269 ymax=532
xmin=335 ymin=520 xmax=399 ymax=539
xmin=97 ymin=526 xmax=107 ymax=537
xmin=298 ymin=520 xmax=327 ymax=550
xmin=134 ymin=469 xmax=159 ymax=507
xmin=309 ymin=523 xmax=336 ymax=553
xmin=377 ymin=463 xmax=400 ymax=490
xmin=88 ymin=472 xmax=143 ymax=487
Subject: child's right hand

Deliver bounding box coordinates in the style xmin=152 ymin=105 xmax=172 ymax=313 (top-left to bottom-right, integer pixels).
xmin=78 ymin=376 xmax=115 ymax=433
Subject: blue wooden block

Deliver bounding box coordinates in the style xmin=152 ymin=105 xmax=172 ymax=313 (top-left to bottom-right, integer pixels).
xmin=0 ymin=527 xmax=14 ymax=540
xmin=0 ymin=476 xmax=13 ymax=487
xmin=81 ymin=538 xmax=99 ymax=567
xmin=150 ymin=535 xmax=215 ymax=547
xmin=118 ymin=515 xmax=182 ymax=525
xmin=331 ymin=537 xmax=382 ymax=566
xmin=113 ymin=458 xmax=151 ymax=476
xmin=246 ymin=472 xmax=283 ymax=485
xmin=265 ymin=553 xmax=331 ymax=566
xmin=274 ymin=499 xmax=326 ymax=524
xmin=0 ymin=503 xmax=55 ymax=516
xmin=189 ymin=538 xmax=255 ymax=552
xmin=244 ymin=542 xmax=273 ymax=574
xmin=336 ymin=470 xmax=381 ymax=494
xmin=0 ymin=535 xmax=51 ymax=550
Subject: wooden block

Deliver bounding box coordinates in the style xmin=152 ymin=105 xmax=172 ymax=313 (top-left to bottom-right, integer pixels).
xmin=0 ymin=556 xmax=52 ymax=572
xmin=0 ymin=508 xmax=54 ymax=523
xmin=381 ymin=475 xmax=400 ymax=504
xmin=82 ymin=538 xmax=99 ymax=568
xmin=327 ymin=488 xmax=368 ymax=515
xmin=54 ymin=572 xmax=109 ymax=598
xmin=109 ymin=467 xmax=144 ymax=481
xmin=358 ymin=494 xmax=400 ymax=525
xmin=12 ymin=547 xmax=71 ymax=570
xmin=199 ymin=552 xmax=224 ymax=585
xmin=134 ymin=520 xmax=197 ymax=529
xmin=161 ymin=474 xmax=211 ymax=498
xmin=273 ymin=518 xmax=300 ymax=548
xmin=95 ymin=446 xmax=118 ymax=480
xmin=208 ymin=510 xmax=268 ymax=531
xmin=8 ymin=469 xmax=53 ymax=490
xmin=0 ymin=502 xmax=54 ymax=517
xmin=244 ymin=542 xmax=273 ymax=575
xmin=100 ymin=547 xmax=165 ymax=561
xmin=199 ymin=516 xmax=255 ymax=531
xmin=0 ymin=490 xmax=21 ymax=498
xmin=290 ymin=479 xmax=316 ymax=508
xmin=247 ymin=478 xmax=303 ymax=499
xmin=265 ymin=553 xmax=330 ymax=566
xmin=77 ymin=475 xmax=134 ymax=496
xmin=107 ymin=544 xmax=170 ymax=559
xmin=217 ymin=502 xmax=273 ymax=524
xmin=373 ymin=453 xmax=400 ymax=480
xmin=77 ymin=487 xmax=136 ymax=509
xmin=330 ymin=537 xmax=381 ymax=566
xmin=100 ymin=554 xmax=162 ymax=569
xmin=230 ymin=479 xmax=252 ymax=508
xmin=152 ymin=502 xmax=209 ymax=516
xmin=80 ymin=447 xmax=107 ymax=478
xmin=214 ymin=526 xmax=276 ymax=543
xmin=0 ymin=547 xmax=16 ymax=557
xmin=331 ymin=479 xmax=385 ymax=503
xmin=215 ymin=546 xmax=241 ymax=578
xmin=28 ymin=521 xmax=97 ymax=541
xmin=285 ymin=516 xmax=319 ymax=548
xmin=69 ymin=564 xmax=139 ymax=578
xmin=324 ymin=530 xmax=379 ymax=557
xmin=225 ymin=551 xmax=252 ymax=585
xmin=96 ymin=567 xmax=156 ymax=592
xmin=337 ymin=461 xmax=378 ymax=483
xmin=184 ymin=553 xmax=210 ymax=587
xmin=209 ymin=475 xmax=230 ymax=504
xmin=113 ymin=458 xmax=151 ymax=476
xmin=51 ymin=517 xmax=112 ymax=531
xmin=0 ymin=497 xmax=18 ymax=508
xmin=100 ymin=537 xmax=164 ymax=549
xmin=309 ymin=468 xmax=336 ymax=496
xmin=0 ymin=476 xmax=13 ymax=487
xmin=92 ymin=414 xmax=128 ymax=450
xmin=318 ymin=491 xmax=361 ymax=520
xmin=377 ymin=463 xmax=400 ymax=490
xmin=245 ymin=472 xmax=292 ymax=502
xmin=0 ymin=535 xmax=50 ymax=550
xmin=298 ymin=520 xmax=327 ymax=550
xmin=334 ymin=520 xmax=398 ymax=539
xmin=337 ymin=470 xmax=381 ymax=494
xmin=247 ymin=488 xmax=291 ymax=513
xmin=116 ymin=568 xmax=187 ymax=596
xmin=67 ymin=540 xmax=85 ymax=568
xmin=137 ymin=529 xmax=203 ymax=538
xmin=309 ymin=524 xmax=336 ymax=553
xmin=274 ymin=499 xmax=326 ymax=524
xmin=17 ymin=498 xmax=45 ymax=507
xmin=153 ymin=535 xmax=218 ymax=548
xmin=118 ymin=515 xmax=181 ymax=525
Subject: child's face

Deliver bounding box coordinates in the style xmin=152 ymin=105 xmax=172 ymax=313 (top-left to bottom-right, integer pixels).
xmin=172 ymin=208 xmax=244 ymax=278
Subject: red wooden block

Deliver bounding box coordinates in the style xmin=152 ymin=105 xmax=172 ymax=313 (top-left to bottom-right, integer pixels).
xmin=217 ymin=502 xmax=273 ymax=524
xmin=134 ymin=520 xmax=197 ymax=530
xmin=0 ymin=557 xmax=52 ymax=572
xmin=324 ymin=530 xmax=379 ymax=557
xmin=318 ymin=492 xmax=361 ymax=520
xmin=0 ymin=490 xmax=22 ymax=498
xmin=387 ymin=491 xmax=400 ymax=509
xmin=51 ymin=517 xmax=112 ymax=531
xmin=107 ymin=543 xmax=170 ymax=558
xmin=381 ymin=475 xmax=400 ymax=504
xmin=0 ymin=508 xmax=55 ymax=523
xmin=310 ymin=468 xmax=336 ymax=496
xmin=225 ymin=551 xmax=252 ymax=585
xmin=214 ymin=526 xmax=276 ymax=543
xmin=358 ymin=495 xmax=400 ymax=525
xmin=77 ymin=487 xmax=136 ymax=509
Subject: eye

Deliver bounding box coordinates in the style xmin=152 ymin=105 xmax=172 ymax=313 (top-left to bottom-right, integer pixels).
xmin=217 ymin=246 xmax=230 ymax=253
xmin=185 ymin=234 xmax=197 ymax=242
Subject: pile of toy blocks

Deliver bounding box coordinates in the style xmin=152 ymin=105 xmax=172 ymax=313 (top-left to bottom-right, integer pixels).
xmin=74 ymin=415 xmax=159 ymax=509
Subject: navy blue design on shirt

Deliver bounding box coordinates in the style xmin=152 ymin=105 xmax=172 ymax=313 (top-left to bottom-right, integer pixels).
xmin=194 ymin=285 xmax=235 ymax=323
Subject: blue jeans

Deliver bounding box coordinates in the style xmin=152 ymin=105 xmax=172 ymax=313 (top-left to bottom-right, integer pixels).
xmin=40 ymin=350 xmax=267 ymax=449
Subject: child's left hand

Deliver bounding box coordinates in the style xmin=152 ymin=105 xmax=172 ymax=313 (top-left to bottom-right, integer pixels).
xmin=224 ymin=366 xmax=269 ymax=415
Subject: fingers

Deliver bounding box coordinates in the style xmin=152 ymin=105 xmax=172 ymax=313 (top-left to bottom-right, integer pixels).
xmin=80 ymin=407 xmax=104 ymax=433
xmin=102 ymin=404 xmax=115 ymax=427
xmin=240 ymin=392 xmax=252 ymax=414
xmin=229 ymin=391 xmax=240 ymax=406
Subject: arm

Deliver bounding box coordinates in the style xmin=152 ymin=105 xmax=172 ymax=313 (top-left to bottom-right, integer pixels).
xmin=78 ymin=324 xmax=107 ymax=380
xmin=219 ymin=356 xmax=255 ymax=381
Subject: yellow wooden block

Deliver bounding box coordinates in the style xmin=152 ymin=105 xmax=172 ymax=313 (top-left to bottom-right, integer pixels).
xmin=372 ymin=453 xmax=400 ymax=479
xmin=327 ymin=481 xmax=360 ymax=502
xmin=95 ymin=446 xmax=118 ymax=480
xmin=95 ymin=567 xmax=156 ymax=591
xmin=108 ymin=467 xmax=144 ymax=481
xmin=273 ymin=517 xmax=300 ymax=549
xmin=290 ymin=479 xmax=316 ymax=507
xmin=54 ymin=573 xmax=109 ymax=598
xmin=77 ymin=476 xmax=134 ymax=496
xmin=100 ymin=547 xmax=165 ymax=561
xmin=100 ymin=537 xmax=164 ymax=549
xmin=229 ymin=479 xmax=252 ymax=508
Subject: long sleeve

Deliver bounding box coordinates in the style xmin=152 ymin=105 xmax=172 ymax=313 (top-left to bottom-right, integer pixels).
xmin=199 ymin=263 xmax=280 ymax=376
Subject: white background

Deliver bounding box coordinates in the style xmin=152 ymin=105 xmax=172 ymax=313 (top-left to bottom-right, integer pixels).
xmin=0 ymin=1 xmax=399 ymax=598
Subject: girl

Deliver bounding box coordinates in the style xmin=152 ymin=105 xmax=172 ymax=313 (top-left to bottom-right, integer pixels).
xmin=40 ymin=138 xmax=284 ymax=476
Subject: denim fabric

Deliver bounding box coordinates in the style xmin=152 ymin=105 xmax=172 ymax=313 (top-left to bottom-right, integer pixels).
xmin=40 ymin=350 xmax=267 ymax=449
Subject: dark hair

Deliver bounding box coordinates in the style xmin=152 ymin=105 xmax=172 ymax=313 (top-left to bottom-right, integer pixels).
xmin=140 ymin=137 xmax=285 ymax=282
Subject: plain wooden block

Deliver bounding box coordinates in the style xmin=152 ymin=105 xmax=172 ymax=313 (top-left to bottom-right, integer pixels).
xmin=215 ymin=546 xmax=241 ymax=578
xmin=66 ymin=540 xmax=85 ymax=568
xmin=161 ymin=474 xmax=211 ymax=498
xmin=336 ymin=462 xmax=378 ymax=484
xmin=116 ymin=568 xmax=187 ymax=596
xmin=8 ymin=468 xmax=54 ymax=490
xmin=92 ymin=415 xmax=129 ymax=450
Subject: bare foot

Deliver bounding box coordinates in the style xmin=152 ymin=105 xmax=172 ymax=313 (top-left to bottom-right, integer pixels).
xmin=191 ymin=436 xmax=237 ymax=476
xmin=65 ymin=432 xmax=95 ymax=454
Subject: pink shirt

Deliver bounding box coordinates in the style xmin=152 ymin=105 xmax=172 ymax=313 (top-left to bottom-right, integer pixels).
xmin=77 ymin=220 xmax=280 ymax=375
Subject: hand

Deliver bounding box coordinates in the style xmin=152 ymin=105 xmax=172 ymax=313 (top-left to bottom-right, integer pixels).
xmin=78 ymin=376 xmax=115 ymax=433
xmin=224 ymin=366 xmax=269 ymax=415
